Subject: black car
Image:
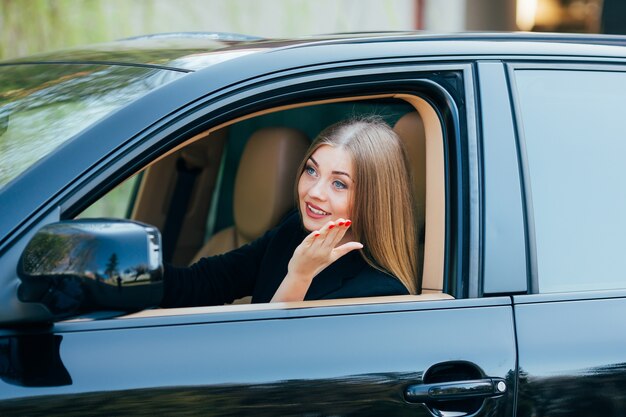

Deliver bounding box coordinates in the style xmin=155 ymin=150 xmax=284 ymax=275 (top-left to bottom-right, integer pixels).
xmin=1 ymin=31 xmax=626 ymax=416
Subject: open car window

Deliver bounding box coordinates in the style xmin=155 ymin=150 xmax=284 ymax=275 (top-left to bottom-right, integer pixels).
xmin=73 ymin=93 xmax=450 ymax=318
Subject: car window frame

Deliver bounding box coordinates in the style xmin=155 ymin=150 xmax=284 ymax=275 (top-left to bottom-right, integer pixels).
xmin=0 ymin=61 xmax=477 ymax=325
xmin=80 ymin=68 xmax=471 ymax=313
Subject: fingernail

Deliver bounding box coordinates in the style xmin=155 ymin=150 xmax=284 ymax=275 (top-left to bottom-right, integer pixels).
xmin=328 ymin=224 xmax=335 ymax=229
xmin=345 ymin=220 xmax=352 ymax=227
xmin=337 ymin=221 xmax=345 ymax=226
xmin=314 ymin=232 xmax=321 ymax=237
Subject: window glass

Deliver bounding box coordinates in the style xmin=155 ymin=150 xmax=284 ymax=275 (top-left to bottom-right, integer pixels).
xmin=516 ymin=69 xmax=626 ymax=293
xmin=0 ymin=64 xmax=184 ymax=190
xmin=78 ymin=174 xmax=140 ymax=219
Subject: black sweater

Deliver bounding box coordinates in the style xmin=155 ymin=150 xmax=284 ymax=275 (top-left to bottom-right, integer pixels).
xmin=161 ymin=213 xmax=409 ymax=308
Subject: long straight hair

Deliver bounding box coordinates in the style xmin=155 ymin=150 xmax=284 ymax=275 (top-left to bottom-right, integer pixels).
xmin=295 ymin=117 xmax=420 ymax=294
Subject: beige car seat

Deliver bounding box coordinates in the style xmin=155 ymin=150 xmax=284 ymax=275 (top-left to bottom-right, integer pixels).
xmin=192 ymin=127 xmax=309 ymax=263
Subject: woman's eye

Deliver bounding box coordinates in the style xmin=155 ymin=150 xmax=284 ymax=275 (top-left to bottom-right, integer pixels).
xmin=305 ymin=166 xmax=317 ymax=176
xmin=333 ymin=180 xmax=347 ymax=190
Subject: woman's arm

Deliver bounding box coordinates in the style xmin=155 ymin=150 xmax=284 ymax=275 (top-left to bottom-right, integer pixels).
xmin=161 ymin=228 xmax=275 ymax=308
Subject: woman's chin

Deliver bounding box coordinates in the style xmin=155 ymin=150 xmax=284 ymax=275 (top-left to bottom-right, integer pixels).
xmin=301 ymin=216 xmax=327 ymax=232
xmin=302 ymin=219 xmax=319 ymax=232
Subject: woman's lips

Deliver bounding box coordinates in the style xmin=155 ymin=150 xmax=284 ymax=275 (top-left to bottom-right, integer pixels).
xmin=305 ymin=203 xmax=330 ymax=219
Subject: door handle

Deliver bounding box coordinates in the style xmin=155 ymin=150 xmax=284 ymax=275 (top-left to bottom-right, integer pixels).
xmin=404 ymin=378 xmax=507 ymax=403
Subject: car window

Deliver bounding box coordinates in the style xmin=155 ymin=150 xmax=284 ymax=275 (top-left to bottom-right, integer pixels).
xmin=77 ymin=95 xmax=450 ymax=310
xmin=515 ymin=68 xmax=626 ymax=293
xmin=0 ymin=64 xmax=185 ymax=190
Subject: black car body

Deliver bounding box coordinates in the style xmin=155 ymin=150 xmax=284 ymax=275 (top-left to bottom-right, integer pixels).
xmin=1 ymin=32 xmax=626 ymax=416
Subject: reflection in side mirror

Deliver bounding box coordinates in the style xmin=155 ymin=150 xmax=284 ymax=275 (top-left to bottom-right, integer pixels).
xmin=17 ymin=219 xmax=163 ymax=320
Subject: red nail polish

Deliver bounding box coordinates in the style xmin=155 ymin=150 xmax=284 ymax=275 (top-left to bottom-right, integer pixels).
xmin=328 ymin=224 xmax=335 ymax=229
xmin=345 ymin=220 xmax=352 ymax=227
xmin=337 ymin=221 xmax=345 ymax=226
xmin=314 ymin=232 xmax=321 ymax=237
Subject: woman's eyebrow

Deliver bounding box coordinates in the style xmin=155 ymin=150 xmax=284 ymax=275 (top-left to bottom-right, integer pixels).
xmin=332 ymin=170 xmax=353 ymax=180
xmin=309 ymin=157 xmax=353 ymax=180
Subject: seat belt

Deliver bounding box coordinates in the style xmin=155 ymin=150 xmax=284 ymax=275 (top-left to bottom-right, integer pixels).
xmin=162 ymin=156 xmax=202 ymax=263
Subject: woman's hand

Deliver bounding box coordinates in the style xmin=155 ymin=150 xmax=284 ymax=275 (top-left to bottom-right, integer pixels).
xmin=271 ymin=219 xmax=363 ymax=302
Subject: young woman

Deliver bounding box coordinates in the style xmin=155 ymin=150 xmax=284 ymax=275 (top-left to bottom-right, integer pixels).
xmin=161 ymin=117 xmax=419 ymax=307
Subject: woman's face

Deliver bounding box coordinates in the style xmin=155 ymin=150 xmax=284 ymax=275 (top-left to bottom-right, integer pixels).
xmin=298 ymin=144 xmax=354 ymax=233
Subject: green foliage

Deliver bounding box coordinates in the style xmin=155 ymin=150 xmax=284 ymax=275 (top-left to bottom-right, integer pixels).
xmin=0 ymin=0 xmax=146 ymax=60
xmin=2 ymin=0 xmax=216 ymax=60
xmin=0 ymin=0 xmax=414 ymax=61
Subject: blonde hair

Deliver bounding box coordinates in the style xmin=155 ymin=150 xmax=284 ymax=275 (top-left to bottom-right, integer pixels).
xmin=296 ymin=117 xmax=420 ymax=294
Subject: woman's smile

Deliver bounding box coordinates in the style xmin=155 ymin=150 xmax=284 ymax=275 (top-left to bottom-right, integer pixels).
xmin=305 ymin=202 xmax=330 ymax=218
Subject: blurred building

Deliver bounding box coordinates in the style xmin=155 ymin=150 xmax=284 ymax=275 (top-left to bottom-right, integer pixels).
xmin=422 ymin=0 xmax=604 ymax=33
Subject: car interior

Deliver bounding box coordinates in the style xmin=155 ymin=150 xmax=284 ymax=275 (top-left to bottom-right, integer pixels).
xmin=79 ymin=94 xmax=453 ymax=316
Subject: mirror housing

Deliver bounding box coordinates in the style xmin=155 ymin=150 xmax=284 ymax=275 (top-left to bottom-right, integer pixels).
xmin=17 ymin=219 xmax=163 ymax=320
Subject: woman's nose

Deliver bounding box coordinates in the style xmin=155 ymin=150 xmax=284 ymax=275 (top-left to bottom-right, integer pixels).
xmin=307 ymin=180 xmax=326 ymax=200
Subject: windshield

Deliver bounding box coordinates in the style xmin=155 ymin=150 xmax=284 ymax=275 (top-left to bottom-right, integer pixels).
xmin=0 ymin=63 xmax=186 ymax=189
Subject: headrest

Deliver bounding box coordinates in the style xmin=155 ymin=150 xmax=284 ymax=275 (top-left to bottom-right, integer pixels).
xmin=394 ymin=112 xmax=426 ymax=180
xmin=394 ymin=112 xmax=426 ymax=214
xmin=234 ymin=127 xmax=309 ymax=243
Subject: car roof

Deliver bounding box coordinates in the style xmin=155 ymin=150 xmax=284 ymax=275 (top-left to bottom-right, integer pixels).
xmin=3 ymin=31 xmax=626 ymax=71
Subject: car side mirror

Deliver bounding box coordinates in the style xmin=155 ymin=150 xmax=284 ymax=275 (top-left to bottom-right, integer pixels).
xmin=17 ymin=219 xmax=163 ymax=320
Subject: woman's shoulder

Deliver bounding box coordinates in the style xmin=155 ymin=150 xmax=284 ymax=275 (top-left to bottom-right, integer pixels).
xmin=278 ymin=210 xmax=301 ymax=228
xmin=357 ymin=266 xmax=410 ymax=295
xmin=254 ymin=210 xmax=305 ymax=257
xmin=332 ymin=262 xmax=410 ymax=298
xmin=270 ymin=210 xmax=305 ymax=239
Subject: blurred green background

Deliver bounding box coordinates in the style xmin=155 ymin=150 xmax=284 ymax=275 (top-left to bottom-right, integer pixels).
xmin=1 ymin=0 xmax=611 ymax=61
xmin=0 ymin=0 xmax=416 ymax=60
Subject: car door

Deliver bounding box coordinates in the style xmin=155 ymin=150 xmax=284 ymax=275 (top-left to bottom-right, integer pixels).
xmin=1 ymin=48 xmax=517 ymax=416
xmin=1 ymin=299 xmax=516 ymax=416
xmin=508 ymin=63 xmax=626 ymax=416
